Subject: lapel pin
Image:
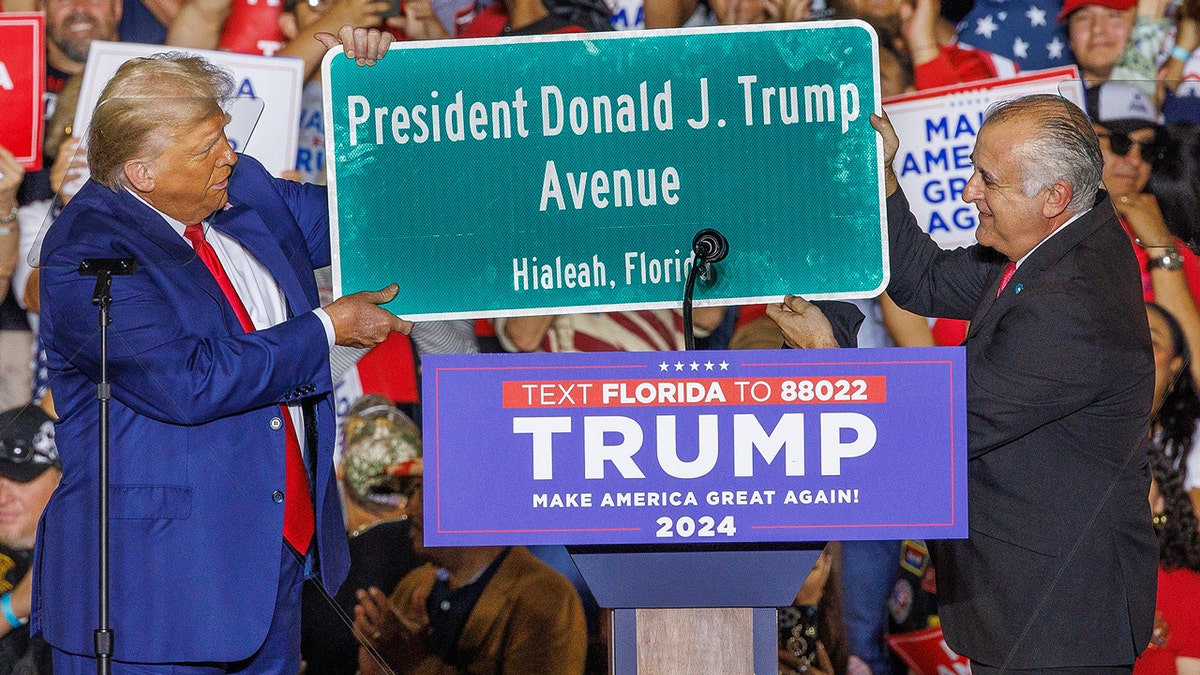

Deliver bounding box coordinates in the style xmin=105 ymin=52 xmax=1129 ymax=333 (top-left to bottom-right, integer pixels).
xmin=1014 ymin=283 xmax=1023 ymax=295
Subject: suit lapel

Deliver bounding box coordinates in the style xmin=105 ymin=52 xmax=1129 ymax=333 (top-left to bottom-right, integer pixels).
xmin=965 ymin=198 xmax=1111 ymax=340
xmin=108 ymin=188 xmax=230 ymax=313
xmin=210 ymin=200 xmax=311 ymax=315
xmin=966 ymin=265 xmax=1011 ymax=338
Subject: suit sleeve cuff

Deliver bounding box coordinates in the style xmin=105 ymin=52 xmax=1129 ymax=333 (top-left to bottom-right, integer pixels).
xmin=313 ymin=308 xmax=336 ymax=349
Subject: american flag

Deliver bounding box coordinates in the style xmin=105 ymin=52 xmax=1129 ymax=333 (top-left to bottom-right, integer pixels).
xmin=956 ymin=0 xmax=1072 ymax=72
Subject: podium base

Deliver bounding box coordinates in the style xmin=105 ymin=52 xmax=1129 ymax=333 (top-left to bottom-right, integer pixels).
xmin=567 ymin=547 xmax=823 ymax=674
xmin=610 ymin=607 xmax=778 ymax=674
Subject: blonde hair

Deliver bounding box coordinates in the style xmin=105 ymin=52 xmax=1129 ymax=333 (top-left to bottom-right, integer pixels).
xmin=87 ymin=53 xmax=235 ymax=191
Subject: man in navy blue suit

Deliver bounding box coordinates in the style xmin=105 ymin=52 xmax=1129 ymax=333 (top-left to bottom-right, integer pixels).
xmin=34 ymin=30 xmax=408 ymax=674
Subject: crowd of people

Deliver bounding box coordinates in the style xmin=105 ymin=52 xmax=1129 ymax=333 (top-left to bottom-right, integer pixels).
xmin=1 ymin=0 xmax=1200 ymax=670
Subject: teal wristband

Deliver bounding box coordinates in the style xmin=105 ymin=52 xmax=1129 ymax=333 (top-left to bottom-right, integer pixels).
xmin=1171 ymin=44 xmax=1193 ymax=62
xmin=1 ymin=592 xmax=24 ymax=629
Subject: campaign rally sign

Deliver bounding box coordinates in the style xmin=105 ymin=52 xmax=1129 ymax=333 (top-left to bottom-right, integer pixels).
xmin=423 ymin=347 xmax=967 ymax=546
xmin=324 ymin=24 xmax=886 ymax=320
xmin=0 ymin=13 xmax=45 ymax=171
xmin=883 ymin=67 xmax=1084 ymax=251
xmin=73 ymin=41 xmax=305 ymax=177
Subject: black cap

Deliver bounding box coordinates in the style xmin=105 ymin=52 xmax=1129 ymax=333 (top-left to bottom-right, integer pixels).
xmin=0 ymin=406 xmax=60 ymax=483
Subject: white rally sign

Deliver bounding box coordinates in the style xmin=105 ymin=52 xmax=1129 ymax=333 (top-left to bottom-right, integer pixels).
xmin=883 ymin=67 xmax=1085 ymax=251
xmin=74 ymin=41 xmax=305 ymax=177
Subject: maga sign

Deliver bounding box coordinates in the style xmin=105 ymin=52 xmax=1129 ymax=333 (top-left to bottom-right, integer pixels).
xmin=423 ymin=347 xmax=967 ymax=546
xmin=325 ymin=24 xmax=886 ymax=320
xmin=883 ymin=67 xmax=1085 ymax=251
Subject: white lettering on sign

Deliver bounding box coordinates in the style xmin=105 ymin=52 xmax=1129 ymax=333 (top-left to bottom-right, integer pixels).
xmin=540 ymin=81 xmax=674 ymax=136
xmin=737 ymin=75 xmax=860 ymax=133
xmin=346 ymin=89 xmax=532 ymax=146
xmin=820 ymin=412 xmax=877 ymax=475
xmin=257 ymin=40 xmax=283 ymax=56
xmin=513 ymin=417 xmax=572 ymax=480
xmin=515 ymin=413 xmax=876 ymax=480
xmin=539 ymin=160 xmax=680 ymax=212
xmin=344 ymin=75 xmax=866 ymax=147
xmin=513 ymin=254 xmax=608 ymax=291
xmin=734 ymin=413 xmax=805 ymax=477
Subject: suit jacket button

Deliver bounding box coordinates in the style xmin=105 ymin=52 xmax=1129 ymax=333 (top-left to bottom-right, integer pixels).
xmin=270 ymin=416 xmax=283 ymax=430
xmin=273 ymin=490 xmax=284 ymax=503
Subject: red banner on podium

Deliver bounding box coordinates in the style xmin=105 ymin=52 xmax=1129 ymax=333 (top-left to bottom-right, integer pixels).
xmin=0 ymin=13 xmax=45 ymax=170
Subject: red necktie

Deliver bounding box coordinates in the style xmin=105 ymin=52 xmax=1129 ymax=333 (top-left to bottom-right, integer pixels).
xmin=184 ymin=223 xmax=315 ymax=555
xmin=997 ymin=261 xmax=1017 ymax=298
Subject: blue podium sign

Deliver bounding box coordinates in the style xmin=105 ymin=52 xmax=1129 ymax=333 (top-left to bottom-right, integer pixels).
xmin=423 ymin=347 xmax=967 ymax=546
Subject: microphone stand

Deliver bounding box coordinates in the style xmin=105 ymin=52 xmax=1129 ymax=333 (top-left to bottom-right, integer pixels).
xmin=682 ymin=229 xmax=729 ymax=351
xmin=78 ymin=257 xmax=138 ymax=675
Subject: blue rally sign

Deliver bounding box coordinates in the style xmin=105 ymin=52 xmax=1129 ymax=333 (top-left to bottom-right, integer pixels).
xmin=422 ymin=347 xmax=967 ymax=546
xmin=323 ymin=23 xmax=885 ymax=320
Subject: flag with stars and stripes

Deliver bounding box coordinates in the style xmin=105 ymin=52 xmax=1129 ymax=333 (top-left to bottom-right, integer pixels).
xmin=956 ymin=0 xmax=1072 ymax=72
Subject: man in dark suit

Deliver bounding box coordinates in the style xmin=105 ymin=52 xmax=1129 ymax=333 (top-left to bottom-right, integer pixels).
xmin=34 ymin=35 xmax=409 ymax=674
xmin=774 ymin=95 xmax=1157 ymax=671
xmin=875 ymin=96 xmax=1156 ymax=672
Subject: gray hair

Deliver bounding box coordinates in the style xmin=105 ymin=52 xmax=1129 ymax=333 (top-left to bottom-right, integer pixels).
xmin=87 ymin=53 xmax=236 ymax=191
xmin=981 ymin=94 xmax=1103 ymax=214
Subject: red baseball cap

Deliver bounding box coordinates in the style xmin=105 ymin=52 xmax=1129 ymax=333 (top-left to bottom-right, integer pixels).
xmin=1059 ymin=0 xmax=1136 ymax=21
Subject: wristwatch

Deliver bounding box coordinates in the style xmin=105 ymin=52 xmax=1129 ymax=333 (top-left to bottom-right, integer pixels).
xmin=1147 ymin=248 xmax=1185 ymax=271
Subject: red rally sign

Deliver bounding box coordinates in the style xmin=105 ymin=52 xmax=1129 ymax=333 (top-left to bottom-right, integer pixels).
xmin=0 ymin=13 xmax=45 ymax=171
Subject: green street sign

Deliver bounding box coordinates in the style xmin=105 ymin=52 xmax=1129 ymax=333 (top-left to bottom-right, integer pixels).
xmin=323 ymin=23 xmax=886 ymax=320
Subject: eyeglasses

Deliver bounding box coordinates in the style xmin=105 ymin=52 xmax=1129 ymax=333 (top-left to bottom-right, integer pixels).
xmin=1097 ymin=132 xmax=1163 ymax=161
xmin=0 ymin=439 xmax=38 ymax=463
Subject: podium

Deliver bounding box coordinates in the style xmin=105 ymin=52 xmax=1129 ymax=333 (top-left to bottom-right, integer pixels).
xmin=422 ymin=348 xmax=967 ymax=674
xmin=570 ymin=545 xmax=824 ymax=673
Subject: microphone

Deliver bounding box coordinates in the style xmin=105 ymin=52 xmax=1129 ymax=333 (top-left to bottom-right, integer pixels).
xmin=683 ymin=228 xmax=729 ymax=350
xmin=692 ymin=229 xmax=729 ymax=282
